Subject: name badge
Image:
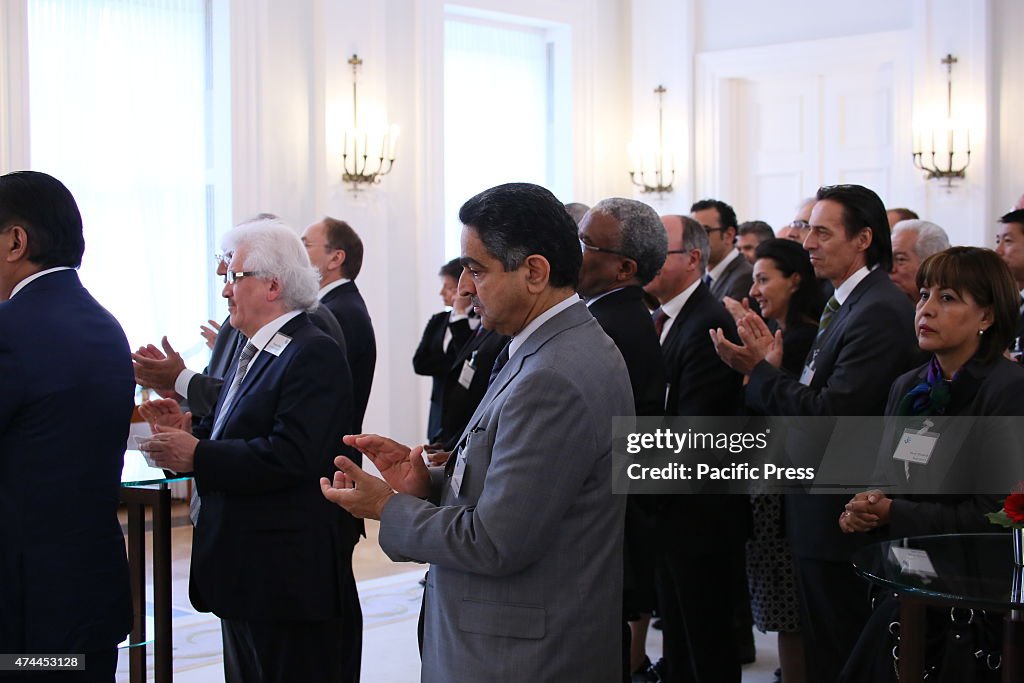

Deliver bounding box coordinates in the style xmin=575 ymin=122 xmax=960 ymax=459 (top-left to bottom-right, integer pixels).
xmin=890 ymin=547 xmax=937 ymax=578
xmin=458 ymin=360 xmax=476 ymax=389
xmin=450 ymin=447 xmax=468 ymax=496
xmin=892 ymin=428 xmax=938 ymax=465
xmin=264 ymin=333 xmax=292 ymax=356
xmin=799 ymin=364 xmax=815 ymax=386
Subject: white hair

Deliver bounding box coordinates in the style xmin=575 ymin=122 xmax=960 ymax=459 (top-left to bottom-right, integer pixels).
xmin=221 ymin=218 xmax=320 ymax=312
xmin=892 ymin=219 xmax=951 ymax=260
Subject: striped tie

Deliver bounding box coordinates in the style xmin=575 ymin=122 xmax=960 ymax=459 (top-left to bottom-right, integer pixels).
xmin=816 ymin=296 xmax=841 ymax=340
xmin=211 ymin=341 xmax=258 ymax=437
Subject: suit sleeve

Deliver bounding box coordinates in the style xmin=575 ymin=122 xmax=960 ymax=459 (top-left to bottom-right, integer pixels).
xmin=187 ymin=374 xmax=225 ymax=420
xmin=889 ymin=496 xmax=1004 ymax=536
xmin=412 ymin=314 xmax=451 ymax=376
xmin=191 ymin=337 xmax=349 ymax=494
xmin=668 ymin=319 xmax=743 ymax=417
xmin=378 ymin=368 xmax=606 ymax=576
xmin=746 ymin=301 xmax=913 ymax=416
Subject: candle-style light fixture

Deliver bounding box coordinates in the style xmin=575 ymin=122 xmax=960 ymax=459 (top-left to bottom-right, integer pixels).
xmin=628 ymin=85 xmax=675 ymax=196
xmin=912 ymin=54 xmax=971 ymax=187
xmin=341 ymin=54 xmax=398 ymax=190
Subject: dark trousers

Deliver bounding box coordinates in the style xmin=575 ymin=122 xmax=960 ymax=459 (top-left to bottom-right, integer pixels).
xmin=793 ymin=557 xmax=872 ymax=683
xmin=655 ymin=550 xmax=740 ymax=683
xmin=0 ymin=648 xmax=117 ymax=683
xmin=222 ymin=617 xmax=360 ymax=683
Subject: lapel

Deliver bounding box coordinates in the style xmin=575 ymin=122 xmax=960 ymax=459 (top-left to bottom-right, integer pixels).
xmin=662 ymin=281 xmax=709 ymax=357
xmin=455 ymin=300 xmax=591 ymax=445
xmin=211 ymin=314 xmax=308 ymax=435
xmin=813 ymin=268 xmax=884 ymax=353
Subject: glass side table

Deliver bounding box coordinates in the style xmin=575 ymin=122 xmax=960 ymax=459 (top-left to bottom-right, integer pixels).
xmin=121 ymin=451 xmax=191 ymax=683
xmin=852 ymin=533 xmax=1024 ymax=682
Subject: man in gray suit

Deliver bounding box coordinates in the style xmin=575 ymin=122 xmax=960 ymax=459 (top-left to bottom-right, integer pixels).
xmin=321 ymin=182 xmax=635 ymax=683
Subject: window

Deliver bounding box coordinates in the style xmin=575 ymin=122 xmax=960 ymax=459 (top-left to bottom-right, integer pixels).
xmin=443 ymin=12 xmax=570 ymax=259
xmin=28 ymin=0 xmax=214 ymax=367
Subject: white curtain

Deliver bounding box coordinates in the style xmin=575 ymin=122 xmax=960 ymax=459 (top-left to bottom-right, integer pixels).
xmin=444 ymin=18 xmax=550 ymax=260
xmin=29 ymin=0 xmax=211 ymax=365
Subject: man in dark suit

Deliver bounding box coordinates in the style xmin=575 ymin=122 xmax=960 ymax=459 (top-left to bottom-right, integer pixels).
xmin=691 ymin=198 xmax=754 ymax=305
xmin=0 ymin=171 xmax=134 ymax=680
xmin=712 ymin=184 xmax=920 ymax=683
xmin=302 ymin=217 xmax=376 ymax=432
xmin=413 ymin=258 xmax=475 ymax=441
xmin=139 ymin=218 xmax=361 ymax=683
xmin=578 ymin=198 xmax=667 ymax=680
xmin=433 ymin=324 xmax=508 ymax=452
xmin=643 ymin=214 xmax=747 ymax=683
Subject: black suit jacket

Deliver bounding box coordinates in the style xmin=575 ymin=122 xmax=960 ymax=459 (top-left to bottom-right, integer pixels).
xmin=0 ymin=270 xmax=134 ymax=653
xmin=709 ymin=252 xmax=754 ymax=304
xmin=746 ymin=268 xmax=921 ymax=561
xmin=437 ymin=326 xmax=509 ymax=450
xmin=189 ymin=314 xmax=359 ymax=621
xmin=587 ymin=286 xmax=665 ymax=417
xmin=413 ymin=311 xmax=472 ymax=440
xmin=663 ymin=281 xmax=744 ymax=417
xmin=659 ymin=282 xmax=747 ymax=554
xmin=321 ymin=281 xmax=375 ymax=432
xmin=879 ymin=357 xmax=1024 ymax=538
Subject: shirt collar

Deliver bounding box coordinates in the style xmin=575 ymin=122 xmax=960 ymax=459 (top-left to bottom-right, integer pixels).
xmin=318 ymin=278 xmax=351 ymax=299
xmin=584 ymin=286 xmax=625 ymax=307
xmin=660 ymin=278 xmax=701 ymax=320
xmin=508 ymin=293 xmax=580 ymax=359
xmin=707 ymin=247 xmax=740 ymax=282
xmin=248 ymin=310 xmax=303 ymax=358
xmin=9 ymin=267 xmax=73 ymax=299
xmin=833 ymin=265 xmax=873 ymax=306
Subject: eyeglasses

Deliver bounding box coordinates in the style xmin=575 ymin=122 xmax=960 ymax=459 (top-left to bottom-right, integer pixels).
xmin=787 ymin=220 xmax=810 ymax=230
xmin=701 ymin=224 xmax=726 ymax=235
xmin=579 ymin=239 xmax=626 ymax=257
xmin=213 ymin=251 xmax=234 ymax=266
xmin=222 ymin=270 xmax=261 ymax=284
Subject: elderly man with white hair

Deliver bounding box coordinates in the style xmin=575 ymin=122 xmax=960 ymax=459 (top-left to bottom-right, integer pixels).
xmin=889 ymin=219 xmax=951 ymax=301
xmin=138 ymin=218 xmax=361 ymax=683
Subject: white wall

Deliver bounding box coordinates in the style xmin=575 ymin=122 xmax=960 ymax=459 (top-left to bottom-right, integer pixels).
xmin=629 ymin=0 xmax=1015 ymax=250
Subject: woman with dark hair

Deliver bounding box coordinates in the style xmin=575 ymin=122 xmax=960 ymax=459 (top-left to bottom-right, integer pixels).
xmin=743 ymin=239 xmax=825 ymax=683
xmin=839 ymin=246 xmax=1024 ymax=681
xmin=749 ymin=238 xmax=825 ymax=375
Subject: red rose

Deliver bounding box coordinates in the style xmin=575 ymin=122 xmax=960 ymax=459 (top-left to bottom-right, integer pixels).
xmin=1006 ymin=488 xmax=1024 ymax=524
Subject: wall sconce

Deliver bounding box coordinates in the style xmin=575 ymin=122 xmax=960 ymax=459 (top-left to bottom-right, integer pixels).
xmin=341 ymin=54 xmax=399 ymax=190
xmin=628 ymin=85 xmax=675 ymax=196
xmin=912 ymin=54 xmax=971 ymax=187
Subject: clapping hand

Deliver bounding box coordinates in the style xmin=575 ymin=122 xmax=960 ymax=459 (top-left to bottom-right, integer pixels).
xmin=709 ymin=311 xmax=783 ymax=375
xmin=341 ymin=434 xmax=432 ymax=499
xmin=200 ymin=319 xmax=221 ymax=349
xmin=839 ymin=489 xmax=891 ymax=533
xmin=320 ymin=456 xmax=397 ymax=520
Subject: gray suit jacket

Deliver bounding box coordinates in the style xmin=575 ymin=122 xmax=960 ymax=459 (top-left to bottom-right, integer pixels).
xmin=709 ymin=250 xmax=754 ymax=303
xmin=379 ymin=300 xmax=634 ymax=683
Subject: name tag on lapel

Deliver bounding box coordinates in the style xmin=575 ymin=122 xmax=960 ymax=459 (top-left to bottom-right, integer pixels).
xmin=458 ymin=360 xmax=476 ymax=389
xmin=264 ymin=333 xmax=292 ymax=356
xmin=892 ymin=428 xmax=938 ymax=465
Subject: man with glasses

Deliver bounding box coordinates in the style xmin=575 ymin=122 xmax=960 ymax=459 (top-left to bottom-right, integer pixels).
xmin=132 ymin=236 xmax=349 ymax=420
xmin=578 ymin=198 xmax=667 ymax=680
xmin=690 ymin=198 xmax=753 ymax=306
xmin=138 ymin=218 xmax=362 ymax=683
xmin=302 ymin=217 xmax=376 ymax=433
xmin=776 ymin=197 xmax=815 ymax=243
xmin=643 ymin=214 xmax=746 ymax=683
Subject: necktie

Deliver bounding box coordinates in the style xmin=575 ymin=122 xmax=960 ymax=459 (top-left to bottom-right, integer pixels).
xmin=653 ymin=309 xmax=670 ymax=339
xmin=703 ymin=273 xmax=713 ymax=287
xmin=488 ymin=342 xmax=511 ymax=386
xmin=816 ymin=296 xmax=841 ymax=340
xmin=211 ymin=341 xmax=258 ymax=437
xmin=194 ymin=341 xmax=257 ymax=525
